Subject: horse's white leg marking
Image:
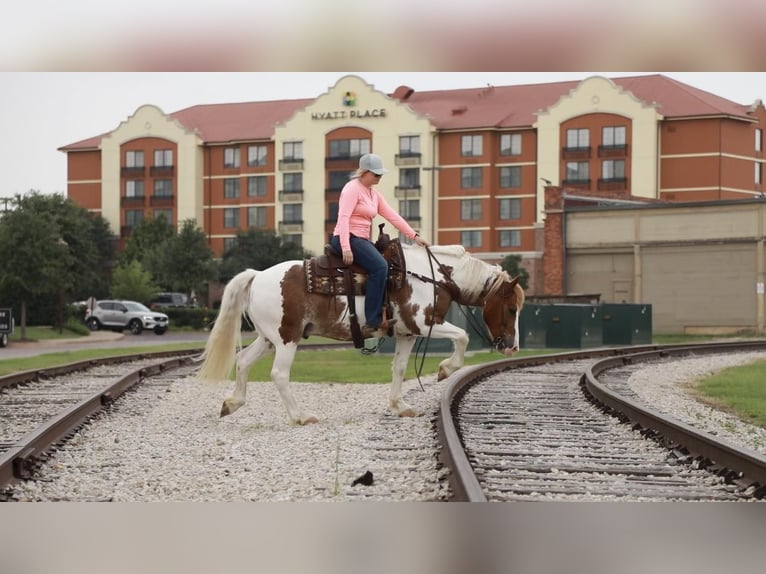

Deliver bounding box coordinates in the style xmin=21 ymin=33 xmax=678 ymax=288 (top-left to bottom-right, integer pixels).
xmin=389 ymin=335 xmax=418 ymax=417
xmin=435 ymin=323 xmax=469 ymax=381
xmin=271 ymin=343 xmax=319 ymax=425
xmin=220 ymin=336 xmax=272 ymax=417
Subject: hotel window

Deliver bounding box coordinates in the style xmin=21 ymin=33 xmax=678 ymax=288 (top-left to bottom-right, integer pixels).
xmin=602 ymin=159 xmax=625 ymax=180
xmin=399 ymin=168 xmax=420 ymax=188
xmin=499 ymin=166 xmax=521 ymax=188
xmin=461 ymin=167 xmax=482 ymax=189
xmin=125 ymin=209 xmax=143 ymax=227
xmin=328 ymin=138 xmax=370 ymax=159
xmin=154 ymin=180 xmax=172 ymax=197
xmin=499 ymin=198 xmax=521 ymax=220
xmin=283 ymin=204 xmax=302 ymax=223
xmin=756 ymin=162 xmax=762 ymax=185
xmin=602 ymin=126 xmax=626 ymax=147
xmin=757 ymin=129 xmax=763 ymax=153
xmin=223 ymin=237 xmax=237 ymax=254
xmin=282 ymin=234 xmax=303 ymax=247
xmin=126 ymin=180 xmax=144 ymax=197
xmin=328 ymin=170 xmax=349 ymax=191
xmin=461 ymin=199 xmax=482 ymax=221
xmin=224 ymin=178 xmax=240 ymax=199
xmin=224 ymin=147 xmax=240 ymax=168
xmin=500 ymin=133 xmax=522 ymax=156
xmin=154 ymin=149 xmax=173 ymax=167
xmin=283 ymin=141 xmax=303 ymax=161
xmin=399 ymin=135 xmax=420 ymax=155
xmin=566 ymin=128 xmax=589 ymax=149
xmin=248 ymin=206 xmax=267 ymax=228
xmin=248 ymin=176 xmax=267 ymax=197
xmin=223 ymin=207 xmax=239 ymax=229
xmin=126 ymin=150 xmax=144 ymax=167
xmin=248 ymin=145 xmax=268 ymax=166
xmin=461 ymin=230 xmax=482 ymax=248
xmin=153 ymin=209 xmax=173 ymax=223
xmin=283 ymin=173 xmax=302 ymax=192
xmin=565 ymin=161 xmax=589 ymax=182
xmin=328 ymin=202 xmax=339 ymax=223
xmin=499 ymin=230 xmax=522 ymax=248
xmin=461 ymin=134 xmax=483 ymax=157
xmin=399 ymin=199 xmax=420 ymax=220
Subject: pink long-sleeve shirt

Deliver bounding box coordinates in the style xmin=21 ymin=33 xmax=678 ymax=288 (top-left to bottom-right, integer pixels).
xmin=333 ymin=178 xmax=418 ymax=252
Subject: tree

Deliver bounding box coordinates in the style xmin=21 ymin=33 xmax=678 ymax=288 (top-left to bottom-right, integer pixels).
xmin=500 ymin=254 xmax=530 ymax=290
xmin=111 ymin=260 xmax=158 ymax=303
xmin=218 ymin=229 xmax=313 ymax=281
xmin=0 ymin=207 xmax=70 ymax=339
xmin=152 ymin=219 xmax=215 ymax=295
xmin=0 ymin=191 xmax=115 ymax=337
xmin=120 ymin=214 xmax=175 ymax=276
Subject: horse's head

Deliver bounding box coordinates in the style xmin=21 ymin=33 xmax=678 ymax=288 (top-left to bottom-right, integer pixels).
xmin=482 ymin=275 xmax=525 ymax=356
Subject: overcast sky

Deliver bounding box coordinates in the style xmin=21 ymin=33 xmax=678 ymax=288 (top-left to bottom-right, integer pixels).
xmin=2 ymin=72 xmax=765 ymax=199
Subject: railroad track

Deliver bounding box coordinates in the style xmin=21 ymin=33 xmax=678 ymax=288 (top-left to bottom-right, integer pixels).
xmin=437 ymin=341 xmax=766 ymax=501
xmin=0 ymin=349 xmax=200 ymax=495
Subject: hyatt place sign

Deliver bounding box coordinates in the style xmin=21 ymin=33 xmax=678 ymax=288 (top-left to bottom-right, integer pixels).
xmin=311 ymin=109 xmax=387 ymax=120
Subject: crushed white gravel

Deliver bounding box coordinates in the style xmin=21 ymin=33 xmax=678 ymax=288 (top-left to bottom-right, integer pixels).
xmin=8 ymin=351 xmax=766 ymax=502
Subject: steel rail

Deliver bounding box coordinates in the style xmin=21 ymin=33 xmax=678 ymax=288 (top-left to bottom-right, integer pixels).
xmin=438 ymin=340 xmax=766 ymax=501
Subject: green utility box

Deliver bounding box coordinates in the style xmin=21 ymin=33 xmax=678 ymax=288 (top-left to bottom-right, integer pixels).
xmin=544 ymin=304 xmax=604 ymax=349
xmin=601 ymin=303 xmax=653 ymax=345
xmin=377 ymin=304 xmax=489 ymax=354
xmin=519 ymin=304 xmax=548 ymax=348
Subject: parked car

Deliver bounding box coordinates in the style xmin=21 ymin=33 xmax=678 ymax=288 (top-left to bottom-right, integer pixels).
xmin=85 ymin=300 xmax=169 ymax=335
xmin=150 ymin=292 xmax=193 ymax=309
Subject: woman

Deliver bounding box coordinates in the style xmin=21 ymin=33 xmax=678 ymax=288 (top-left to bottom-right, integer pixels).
xmin=331 ymin=153 xmax=429 ymax=337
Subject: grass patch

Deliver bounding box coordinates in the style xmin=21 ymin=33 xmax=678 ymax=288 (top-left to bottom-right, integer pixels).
xmin=695 ymin=359 xmax=766 ymax=428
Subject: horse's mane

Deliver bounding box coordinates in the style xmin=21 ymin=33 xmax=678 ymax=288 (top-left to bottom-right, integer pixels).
xmin=405 ymin=243 xmax=510 ymax=299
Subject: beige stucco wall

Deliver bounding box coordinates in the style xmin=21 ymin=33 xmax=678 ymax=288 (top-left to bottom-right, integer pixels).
xmin=564 ymin=200 xmax=766 ymax=333
xmin=100 ymin=104 xmax=203 ymax=232
xmin=275 ymin=74 xmax=435 ymax=255
xmin=534 ymin=76 xmax=663 ymax=221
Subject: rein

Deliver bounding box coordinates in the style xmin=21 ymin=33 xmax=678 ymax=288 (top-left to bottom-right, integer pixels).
xmin=406 ymin=246 xmax=498 ymax=389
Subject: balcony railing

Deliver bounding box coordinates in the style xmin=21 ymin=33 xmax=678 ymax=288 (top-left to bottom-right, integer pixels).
xmin=120 ymin=195 xmax=146 ymax=206
xmin=325 ymin=155 xmax=362 ymax=166
xmin=278 ymin=158 xmax=304 ymax=171
xmin=278 ymin=221 xmax=304 ymax=233
xmin=395 ymin=153 xmax=422 ymax=166
xmin=394 ymin=185 xmax=422 ymax=198
xmin=150 ymin=165 xmax=175 ymax=177
xmin=121 ymin=166 xmax=145 ymax=177
xmin=598 ymin=144 xmax=628 ymax=157
xmin=150 ymin=194 xmax=174 ymax=206
xmin=278 ymin=190 xmax=304 ymax=202
xmin=597 ymin=178 xmax=628 ymax=190
xmin=562 ymin=146 xmax=591 ymax=160
xmin=561 ymin=178 xmax=591 ymax=188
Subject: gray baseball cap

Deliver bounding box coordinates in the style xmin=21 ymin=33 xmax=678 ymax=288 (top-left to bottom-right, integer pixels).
xmin=359 ymin=153 xmax=389 ymax=175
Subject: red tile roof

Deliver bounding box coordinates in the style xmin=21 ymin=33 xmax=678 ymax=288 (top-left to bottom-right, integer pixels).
xmin=59 ymin=74 xmax=754 ymax=151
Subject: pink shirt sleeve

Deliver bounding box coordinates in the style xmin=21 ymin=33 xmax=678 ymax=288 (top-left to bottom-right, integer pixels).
xmin=333 ymin=179 xmax=417 ymax=252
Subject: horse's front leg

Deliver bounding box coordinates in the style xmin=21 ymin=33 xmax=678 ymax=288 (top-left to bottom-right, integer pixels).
xmin=221 ymin=336 xmax=273 ymax=417
xmin=271 ymin=343 xmax=319 ymax=425
xmin=435 ymin=324 xmax=469 ymax=381
xmin=389 ymin=335 xmax=418 ymax=417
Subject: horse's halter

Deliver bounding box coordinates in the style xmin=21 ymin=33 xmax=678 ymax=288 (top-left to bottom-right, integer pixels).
xmin=407 ymin=246 xmax=518 ymax=352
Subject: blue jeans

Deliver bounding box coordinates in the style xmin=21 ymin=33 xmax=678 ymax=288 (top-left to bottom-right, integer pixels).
xmin=331 ymin=235 xmax=388 ymax=328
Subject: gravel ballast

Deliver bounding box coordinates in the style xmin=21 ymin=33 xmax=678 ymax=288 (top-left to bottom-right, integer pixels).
xmin=8 ymin=351 xmax=766 ymax=502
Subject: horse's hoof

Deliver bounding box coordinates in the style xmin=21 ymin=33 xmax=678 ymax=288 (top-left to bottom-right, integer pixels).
xmin=298 ymin=414 xmax=319 ymax=425
xmin=398 ymin=408 xmax=418 ymax=417
xmin=220 ymin=403 xmax=231 ymax=417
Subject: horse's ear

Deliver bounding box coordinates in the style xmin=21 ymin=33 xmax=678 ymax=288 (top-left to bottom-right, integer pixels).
xmin=509 ymin=276 xmax=520 ymax=288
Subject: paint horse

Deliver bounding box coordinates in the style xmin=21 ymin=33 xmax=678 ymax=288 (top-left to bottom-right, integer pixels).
xmin=197 ymin=241 xmax=525 ymax=425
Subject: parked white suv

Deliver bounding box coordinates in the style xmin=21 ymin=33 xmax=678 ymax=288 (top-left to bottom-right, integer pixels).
xmin=85 ymin=300 xmax=169 ymax=335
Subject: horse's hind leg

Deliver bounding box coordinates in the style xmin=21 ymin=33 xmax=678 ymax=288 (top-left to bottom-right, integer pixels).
xmin=389 ymin=335 xmax=418 ymax=417
xmin=221 ymin=336 xmax=273 ymax=417
xmin=271 ymin=343 xmax=319 ymax=425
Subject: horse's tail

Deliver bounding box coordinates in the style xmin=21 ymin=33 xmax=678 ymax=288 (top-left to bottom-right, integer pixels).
xmin=197 ymin=269 xmax=258 ymax=381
